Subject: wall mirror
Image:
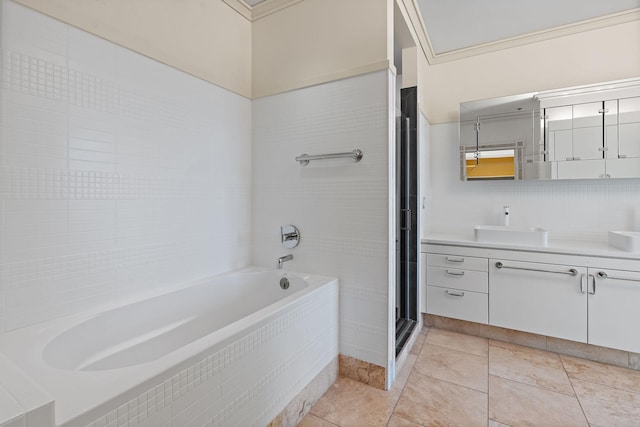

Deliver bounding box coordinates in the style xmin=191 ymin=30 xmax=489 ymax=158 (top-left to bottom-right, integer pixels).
xmin=459 ymin=78 xmax=640 ymax=181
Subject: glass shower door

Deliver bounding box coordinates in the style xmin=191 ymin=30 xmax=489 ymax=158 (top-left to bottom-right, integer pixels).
xmin=395 ymin=87 xmax=418 ymax=357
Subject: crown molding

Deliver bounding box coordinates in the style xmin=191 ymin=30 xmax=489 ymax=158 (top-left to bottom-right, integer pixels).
xmin=252 ymin=0 xmax=302 ymax=20
xmin=400 ymin=2 xmax=640 ymax=65
xmin=221 ymin=0 xmax=302 ymax=21
xmin=221 ymin=0 xmax=252 ymax=20
xmin=396 ymin=1 xmax=435 ymax=66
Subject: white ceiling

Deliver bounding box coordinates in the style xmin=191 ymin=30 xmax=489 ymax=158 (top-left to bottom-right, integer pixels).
xmin=244 ymin=0 xmax=266 ymax=6
xmin=416 ymin=0 xmax=640 ymax=54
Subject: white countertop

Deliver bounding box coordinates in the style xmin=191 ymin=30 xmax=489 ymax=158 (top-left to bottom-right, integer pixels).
xmin=423 ymin=233 xmax=640 ymax=260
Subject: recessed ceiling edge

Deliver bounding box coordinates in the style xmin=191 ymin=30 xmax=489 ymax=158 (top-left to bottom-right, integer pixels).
xmin=400 ymin=2 xmax=640 ymax=66
xmin=221 ymin=0 xmax=302 ymax=21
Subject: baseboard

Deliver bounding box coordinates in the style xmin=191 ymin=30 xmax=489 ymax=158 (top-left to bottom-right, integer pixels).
xmin=424 ymin=314 xmax=640 ymax=371
xmin=338 ymin=354 xmax=386 ymax=390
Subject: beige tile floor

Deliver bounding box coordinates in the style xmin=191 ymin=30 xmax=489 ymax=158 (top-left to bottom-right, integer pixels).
xmin=299 ymin=327 xmax=640 ymax=427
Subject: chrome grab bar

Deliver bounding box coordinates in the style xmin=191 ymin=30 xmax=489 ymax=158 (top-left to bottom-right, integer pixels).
xmin=597 ymin=271 xmax=640 ymax=283
xmin=296 ymin=149 xmax=363 ymax=165
xmin=495 ymin=261 xmax=578 ymax=276
xmin=445 ymin=290 xmax=465 ymax=297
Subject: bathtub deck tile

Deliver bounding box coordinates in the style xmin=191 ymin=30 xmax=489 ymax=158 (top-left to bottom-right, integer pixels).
xmin=116 ymin=403 xmax=127 ymax=418
xmin=172 ymin=371 xmax=221 ymax=424
xmin=105 ymin=410 xmax=117 ymax=423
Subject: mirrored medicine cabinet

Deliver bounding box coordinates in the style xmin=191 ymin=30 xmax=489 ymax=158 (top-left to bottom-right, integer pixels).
xmin=459 ymin=78 xmax=640 ymax=181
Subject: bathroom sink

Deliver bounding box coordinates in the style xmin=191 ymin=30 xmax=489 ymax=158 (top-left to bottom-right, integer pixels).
xmin=474 ymin=225 xmax=548 ymax=247
xmin=609 ymin=231 xmax=640 ymax=252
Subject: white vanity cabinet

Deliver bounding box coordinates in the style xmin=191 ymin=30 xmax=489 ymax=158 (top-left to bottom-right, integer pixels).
xmin=425 ymin=253 xmax=489 ymax=324
xmin=423 ymin=241 xmax=640 ymax=354
xmin=588 ymin=268 xmax=640 ymax=353
xmin=489 ymin=259 xmax=588 ymax=343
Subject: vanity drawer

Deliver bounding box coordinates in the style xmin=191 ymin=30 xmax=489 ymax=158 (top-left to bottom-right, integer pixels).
xmin=427 ymin=266 xmax=489 ymax=293
xmin=427 ymin=253 xmax=488 ymax=272
xmin=426 ymin=286 xmax=488 ymax=324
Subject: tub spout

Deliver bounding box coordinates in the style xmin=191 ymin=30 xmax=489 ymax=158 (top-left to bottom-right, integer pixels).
xmin=277 ymin=254 xmax=293 ymax=269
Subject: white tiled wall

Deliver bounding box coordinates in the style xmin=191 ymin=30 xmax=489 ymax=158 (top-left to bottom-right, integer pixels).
xmin=426 ymin=122 xmax=640 ymax=240
xmin=252 ymin=71 xmax=392 ymax=368
xmin=0 ymin=0 xmax=252 ymax=331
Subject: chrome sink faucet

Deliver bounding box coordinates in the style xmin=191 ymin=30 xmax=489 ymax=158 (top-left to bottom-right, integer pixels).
xmin=277 ymin=254 xmax=293 ymax=270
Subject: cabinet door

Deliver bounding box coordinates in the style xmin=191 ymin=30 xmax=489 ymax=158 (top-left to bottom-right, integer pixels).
xmin=427 ymin=253 xmax=488 ymax=272
xmin=556 ymin=158 xmax=605 ymax=179
xmin=545 ymin=105 xmax=572 ymax=162
xmin=618 ymin=97 xmax=640 ymax=159
xmin=572 ymin=102 xmax=604 ymax=161
xmin=427 ymin=266 xmax=488 ymax=293
xmin=588 ymin=268 xmax=640 ymax=353
xmin=489 ymin=259 xmax=587 ymax=342
xmin=420 ymin=253 xmax=427 ymax=313
xmin=426 ymin=286 xmax=488 ymax=324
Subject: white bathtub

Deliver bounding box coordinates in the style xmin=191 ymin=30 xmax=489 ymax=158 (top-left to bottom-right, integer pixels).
xmin=0 ymin=267 xmax=339 ymax=427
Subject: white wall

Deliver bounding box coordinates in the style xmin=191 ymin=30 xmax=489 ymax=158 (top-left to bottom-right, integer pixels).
xmin=252 ymin=0 xmax=392 ymax=98
xmin=252 ymin=71 xmax=392 ymax=369
xmin=426 ymin=123 xmax=640 ymax=242
xmin=0 ymin=1 xmax=252 ymax=331
xmin=418 ymin=112 xmax=430 ymax=313
xmin=419 ymin=113 xmax=430 ymax=240
xmin=12 ymin=0 xmax=252 ymax=98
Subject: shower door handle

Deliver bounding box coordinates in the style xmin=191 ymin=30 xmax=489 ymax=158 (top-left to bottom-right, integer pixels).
xmin=401 ymin=209 xmax=412 ymax=231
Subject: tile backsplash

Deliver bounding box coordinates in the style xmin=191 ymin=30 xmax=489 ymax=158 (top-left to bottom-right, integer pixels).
xmin=425 ymin=122 xmax=640 ymax=241
xmin=0 ymin=0 xmax=252 ymax=331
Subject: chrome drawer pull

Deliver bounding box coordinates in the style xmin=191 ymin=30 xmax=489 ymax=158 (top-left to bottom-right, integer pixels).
xmin=445 ymin=256 xmax=465 ymax=263
xmin=445 ymin=269 xmax=465 ymax=276
xmin=495 ymin=262 xmax=578 ymax=276
xmin=597 ymin=271 xmax=640 ymax=283
xmin=445 ymin=290 xmax=465 ymax=297
xmin=580 ymin=274 xmax=587 ymax=294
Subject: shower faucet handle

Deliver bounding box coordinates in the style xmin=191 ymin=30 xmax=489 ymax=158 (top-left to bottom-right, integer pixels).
xmin=281 ymin=225 xmax=300 ymax=249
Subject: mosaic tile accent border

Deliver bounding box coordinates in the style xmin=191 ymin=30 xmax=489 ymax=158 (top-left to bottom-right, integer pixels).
xmin=0 ymin=49 xmax=209 ymax=127
xmin=0 ymin=166 xmax=249 ymax=201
